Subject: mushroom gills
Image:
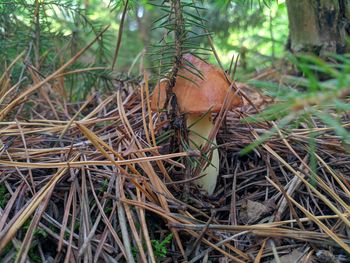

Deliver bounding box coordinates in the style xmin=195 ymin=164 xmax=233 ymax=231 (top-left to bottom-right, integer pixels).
xmin=187 ymin=114 xmax=219 ymax=195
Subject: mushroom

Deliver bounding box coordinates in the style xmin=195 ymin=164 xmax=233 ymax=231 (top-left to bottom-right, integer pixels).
xmin=151 ymin=54 xmax=242 ymax=195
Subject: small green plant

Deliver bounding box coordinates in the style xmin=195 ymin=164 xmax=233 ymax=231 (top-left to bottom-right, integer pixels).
xmin=28 ymin=245 xmax=42 ymax=263
xmin=103 ymin=199 xmax=113 ymax=214
xmin=151 ymin=233 xmax=173 ymax=262
xmin=34 ymin=227 xmax=48 ymax=239
xmin=0 ymin=184 xmax=9 ymax=207
xmin=131 ymin=233 xmax=173 ymax=262
xmin=0 ymin=243 xmax=13 ymax=260
xmin=100 ymin=179 xmax=109 ymax=193
xmin=21 ymin=220 xmax=48 ymax=239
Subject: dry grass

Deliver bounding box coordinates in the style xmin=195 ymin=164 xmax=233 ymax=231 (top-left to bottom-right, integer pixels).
xmin=0 ymin=56 xmax=350 ymax=263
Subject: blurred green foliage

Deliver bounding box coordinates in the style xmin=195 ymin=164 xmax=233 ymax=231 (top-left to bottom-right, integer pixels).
xmin=205 ymin=1 xmax=288 ymax=71
xmin=0 ymin=0 xmax=289 ymax=97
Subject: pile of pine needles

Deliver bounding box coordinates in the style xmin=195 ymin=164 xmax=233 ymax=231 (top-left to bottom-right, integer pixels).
xmin=0 ymin=56 xmax=350 ymax=263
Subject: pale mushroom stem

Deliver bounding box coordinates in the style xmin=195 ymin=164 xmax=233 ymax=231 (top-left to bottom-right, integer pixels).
xmin=187 ymin=114 xmax=219 ymax=195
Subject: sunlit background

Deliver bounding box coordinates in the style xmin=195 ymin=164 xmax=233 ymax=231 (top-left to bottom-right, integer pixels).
xmin=0 ymin=0 xmax=289 ymax=99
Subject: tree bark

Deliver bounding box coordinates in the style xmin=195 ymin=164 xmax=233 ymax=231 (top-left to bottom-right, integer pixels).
xmin=286 ymin=0 xmax=350 ymax=56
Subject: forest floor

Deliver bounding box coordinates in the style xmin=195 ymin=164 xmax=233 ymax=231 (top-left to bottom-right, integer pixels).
xmin=0 ymin=67 xmax=349 ymax=262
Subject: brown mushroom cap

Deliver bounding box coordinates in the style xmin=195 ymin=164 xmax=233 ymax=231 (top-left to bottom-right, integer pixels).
xmin=151 ymin=54 xmax=242 ymax=114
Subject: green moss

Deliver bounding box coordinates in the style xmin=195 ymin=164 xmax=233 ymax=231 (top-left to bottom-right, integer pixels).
xmin=0 ymin=184 xmax=9 ymax=208
xmin=132 ymin=233 xmax=173 ymax=262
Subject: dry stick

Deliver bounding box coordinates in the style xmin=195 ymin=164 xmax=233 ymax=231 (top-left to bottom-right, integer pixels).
xmin=263 ymin=155 xmax=319 ymax=253
xmin=264 ymin=154 xmax=306 ymax=230
xmin=86 ymin=166 xmax=128 ymax=259
xmin=83 ymin=94 xmax=117 ymax=120
xmin=164 ymin=168 xmax=210 ymax=185
xmin=270 ymin=239 xmax=281 ymax=263
xmin=78 ymin=161 xmax=106 ymax=258
xmin=89 ymin=174 xmax=127 ymax=260
xmin=119 ymin=176 xmax=147 ymax=263
xmin=271 ymin=123 xmax=350 ymax=215
xmin=0 ymin=153 xmax=80 ymax=253
xmin=253 ymin=239 xmax=267 ymax=263
xmin=143 ymin=73 xmax=178 ymax=188
xmin=137 ymin=187 xmax=156 ymax=263
xmin=188 ymin=231 xmax=249 ymax=263
xmin=127 ymin=50 xmax=144 ymax=76
xmin=36 ymin=220 xmax=79 ymax=251
xmin=140 ymin=79 xmax=151 ymax=144
xmin=0 ymin=26 xmax=110 ymax=121
xmin=55 ymin=67 xmax=107 ymax=78
xmin=168 ymin=219 xmax=341 ymax=237
xmin=121 ymin=199 xmax=247 ymax=262
xmin=93 ymin=202 xmax=119 ymax=263
xmin=228 ymin=54 xmax=235 ymax=77
xmin=112 ymin=145 xmax=137 ymax=263
xmin=171 ymin=224 xmax=337 ymax=249
xmin=15 ymin=186 xmax=54 ymax=263
xmin=5 ymin=152 xmax=33 ymax=196
xmin=118 ymin=137 xmax=157 ymax=262
xmin=229 ymin=162 xmax=239 ymax=247
xmin=64 ymin=182 xmax=77 ymax=263
xmin=89 ymin=163 xmax=118 ymax=261
xmin=59 ymin=93 xmax=96 ymax=140
xmin=111 ymin=0 xmax=129 ymax=70
xmin=315 ymin=153 xmax=350 ymax=197
xmin=37 ymin=243 xmax=46 ymax=262
xmin=114 ymin=142 xmax=138 ymax=263
xmin=303 ymin=250 xmax=315 ymax=263
xmin=0 ymin=81 xmax=24 ymax=106
xmin=144 ymin=153 xmax=247 ymax=258
xmin=80 ymin=166 xmax=93 ymax=262
xmin=0 ymin=74 xmax=12 ymax=101
xmin=116 ymin=91 xmax=186 ymax=257
xmin=41 ymin=207 xmax=80 ymax=235
xmin=0 ymin=115 xmax=129 ymax=136
xmin=0 ymin=183 xmax=24 ymax=231
xmin=266 ymin=177 xmax=350 ymax=253
xmin=231 ymin=54 xmax=240 ymax=82
xmin=187 ymin=212 xmax=215 ymax=258
xmin=229 ymin=163 xmax=239 ymax=226
xmin=142 ymin=149 xmax=185 ymax=169
xmin=0 ymin=152 xmax=190 ymax=168
xmin=57 ymin=182 xmax=75 ymax=252
xmin=15 ymin=119 xmax=35 ymax=194
xmin=76 ymin=123 xmax=154 ymax=190
xmin=248 ymin=124 xmax=350 ymax=226
xmin=274 ymin=155 xmax=309 ymax=222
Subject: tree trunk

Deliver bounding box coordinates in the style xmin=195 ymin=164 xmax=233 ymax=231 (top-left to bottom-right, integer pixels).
xmin=286 ymin=0 xmax=350 ymax=56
